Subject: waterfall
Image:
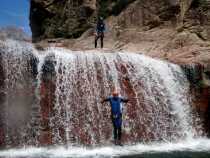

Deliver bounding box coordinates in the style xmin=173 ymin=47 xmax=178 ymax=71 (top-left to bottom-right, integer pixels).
xmin=0 ymin=40 xmax=202 ymax=149
xmin=0 ymin=40 xmax=40 ymax=147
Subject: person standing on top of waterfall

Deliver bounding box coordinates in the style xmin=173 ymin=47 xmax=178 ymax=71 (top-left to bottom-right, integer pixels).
xmin=95 ymin=16 xmax=106 ymax=48
xmin=101 ymin=89 xmax=129 ymax=145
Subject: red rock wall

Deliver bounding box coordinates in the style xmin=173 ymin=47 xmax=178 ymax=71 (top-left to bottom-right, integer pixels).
xmin=39 ymin=81 xmax=55 ymax=145
xmin=38 ymin=56 xmax=56 ymax=145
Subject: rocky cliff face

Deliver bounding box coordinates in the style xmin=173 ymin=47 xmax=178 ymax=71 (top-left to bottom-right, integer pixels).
xmin=30 ymin=0 xmax=97 ymax=42
xmin=30 ymin=0 xmax=135 ymax=42
xmin=182 ymin=63 xmax=210 ymax=135
xmin=30 ymin=0 xmax=210 ymax=41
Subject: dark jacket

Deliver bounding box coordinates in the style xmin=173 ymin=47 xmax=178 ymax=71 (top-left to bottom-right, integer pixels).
xmin=96 ymin=20 xmax=105 ymax=33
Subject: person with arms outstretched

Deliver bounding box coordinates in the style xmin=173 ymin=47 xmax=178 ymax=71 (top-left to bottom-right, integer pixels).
xmin=101 ymin=90 xmax=129 ymax=145
xmin=95 ymin=17 xmax=106 ymax=48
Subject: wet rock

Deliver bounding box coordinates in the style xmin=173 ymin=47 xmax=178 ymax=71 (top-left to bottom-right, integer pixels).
xmin=39 ymin=131 xmax=52 ymax=146
xmin=182 ymin=63 xmax=210 ymax=135
xmin=39 ymin=55 xmax=56 ymax=145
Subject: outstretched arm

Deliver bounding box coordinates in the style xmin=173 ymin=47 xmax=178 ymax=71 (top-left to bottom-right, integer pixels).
xmin=121 ymin=98 xmax=129 ymax=103
xmin=101 ymin=98 xmax=110 ymax=104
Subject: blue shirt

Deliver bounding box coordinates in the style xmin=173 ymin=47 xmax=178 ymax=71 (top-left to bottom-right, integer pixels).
xmin=106 ymin=96 xmax=128 ymax=115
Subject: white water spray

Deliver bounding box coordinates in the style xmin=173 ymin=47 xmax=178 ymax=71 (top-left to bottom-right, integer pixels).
xmin=0 ymin=40 xmax=207 ymax=157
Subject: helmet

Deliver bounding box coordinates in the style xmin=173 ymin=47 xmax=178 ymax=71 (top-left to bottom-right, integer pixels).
xmin=112 ymin=89 xmax=119 ymax=97
xmin=99 ymin=16 xmax=103 ymax=21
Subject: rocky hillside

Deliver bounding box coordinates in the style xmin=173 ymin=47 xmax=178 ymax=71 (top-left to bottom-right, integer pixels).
xmin=0 ymin=26 xmax=31 ymax=41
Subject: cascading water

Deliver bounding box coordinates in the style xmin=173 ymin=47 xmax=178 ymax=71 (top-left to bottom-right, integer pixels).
xmin=48 ymin=49 xmax=195 ymax=145
xmin=0 ymin=40 xmax=209 ymax=158
xmin=0 ymin=40 xmax=40 ymax=147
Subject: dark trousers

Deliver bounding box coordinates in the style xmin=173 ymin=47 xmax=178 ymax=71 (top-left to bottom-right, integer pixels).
xmin=113 ymin=124 xmax=122 ymax=141
xmin=112 ymin=114 xmax=122 ymax=141
xmin=95 ymin=32 xmax=104 ymax=48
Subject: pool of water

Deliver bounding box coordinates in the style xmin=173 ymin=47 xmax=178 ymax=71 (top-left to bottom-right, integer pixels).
xmin=0 ymin=138 xmax=210 ymax=158
xmin=120 ymin=152 xmax=210 ymax=158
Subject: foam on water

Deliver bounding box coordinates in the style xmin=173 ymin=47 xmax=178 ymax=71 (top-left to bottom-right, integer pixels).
xmin=0 ymin=138 xmax=210 ymax=158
